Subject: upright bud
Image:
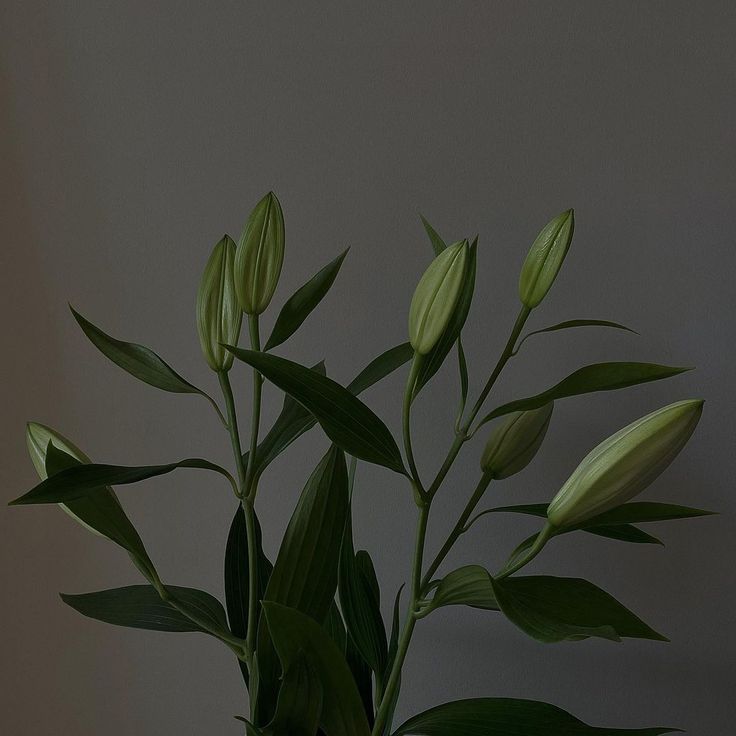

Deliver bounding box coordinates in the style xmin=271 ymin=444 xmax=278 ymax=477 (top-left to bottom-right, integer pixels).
xmin=235 ymin=191 xmax=285 ymax=315
xmin=547 ymin=399 xmax=704 ymax=528
xmin=409 ymin=241 xmax=468 ymax=355
xmin=480 ymin=403 xmax=554 ymax=479
xmin=197 ymin=235 xmax=242 ymax=371
xmin=518 ymin=209 xmax=574 ymax=309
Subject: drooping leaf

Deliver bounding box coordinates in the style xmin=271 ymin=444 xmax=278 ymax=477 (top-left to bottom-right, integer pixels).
xmin=44 ymin=446 xmax=156 ymax=579
xmin=226 ymin=348 xmax=405 ymax=474
xmin=423 ymin=566 xmax=499 ymax=614
xmin=491 ymin=575 xmax=667 ymax=643
xmin=71 ymin=307 xmax=215 ymax=401
xmin=393 ymin=697 xmax=680 ymax=735
xmin=61 ymin=584 xmax=228 ymax=634
xmin=265 ymin=249 xmax=349 ymax=351
xmin=267 ymin=652 xmax=323 ymax=736
xmin=476 ymin=362 xmax=691 ymax=428
xmin=415 ymin=238 xmax=477 ymax=393
xmin=263 ymin=602 xmax=372 ymax=736
xmin=514 ymin=319 xmax=638 ymax=354
xmin=11 ymin=457 xmax=233 ymax=506
xmin=419 ymin=214 xmax=447 ymax=256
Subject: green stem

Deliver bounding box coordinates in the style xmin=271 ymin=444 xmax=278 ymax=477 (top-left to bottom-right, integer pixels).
xmin=218 ymin=372 xmax=247 ymax=493
xmin=421 ymin=470 xmax=493 ymax=589
xmin=243 ymin=315 xmax=263 ymax=501
xmin=495 ymin=521 xmax=555 ymax=580
xmin=403 ymin=354 xmax=426 ymax=501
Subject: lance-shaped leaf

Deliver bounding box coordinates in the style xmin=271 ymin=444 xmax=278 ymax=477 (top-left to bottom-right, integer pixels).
xmin=514 ymin=319 xmax=638 ymax=354
xmin=419 ymin=214 xmax=447 ymax=256
xmin=263 ymin=602 xmax=372 ymax=736
xmin=346 ymin=343 xmax=414 ymax=396
xmin=71 ymin=308 xmax=219 ymax=408
xmin=393 ymin=697 xmax=680 ymax=735
xmin=11 ymin=457 xmax=234 ymax=506
xmin=267 ymin=653 xmax=323 ymax=736
xmin=324 ymin=602 xmax=348 ymax=654
xmin=265 ymin=249 xmax=349 ymax=351
xmin=415 ymin=238 xmax=477 ymax=393
xmin=476 ymin=362 xmax=691 ymax=429
xmin=226 ymin=347 xmax=405 ymax=474
xmin=422 ymin=566 xmax=499 ymax=615
xmin=61 ymin=585 xmax=228 ymax=634
xmin=490 ymin=575 xmax=667 ymax=643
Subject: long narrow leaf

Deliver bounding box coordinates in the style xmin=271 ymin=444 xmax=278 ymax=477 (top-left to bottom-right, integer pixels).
xmin=515 ymin=319 xmax=638 ymax=354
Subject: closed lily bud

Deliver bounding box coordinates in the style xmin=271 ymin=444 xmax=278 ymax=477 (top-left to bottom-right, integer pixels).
xmin=235 ymin=191 xmax=285 ymax=315
xmin=518 ymin=209 xmax=574 ymax=309
xmin=480 ymin=403 xmax=554 ymax=479
xmin=197 ymin=235 xmax=242 ymax=371
xmin=409 ymin=240 xmax=468 ymax=355
xmin=26 ymin=422 xmax=115 ymax=535
xmin=547 ymin=399 xmax=704 ymax=528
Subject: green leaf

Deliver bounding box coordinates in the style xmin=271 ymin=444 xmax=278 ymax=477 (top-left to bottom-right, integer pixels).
xmin=491 ymin=575 xmax=667 ymax=643
xmin=263 ymin=602 xmax=372 ymax=736
xmin=393 ymin=697 xmax=680 ymax=735
xmin=44 ymin=446 xmax=156 ymax=578
xmin=419 ymin=214 xmax=447 ymax=256
xmin=415 ymin=238 xmax=477 ymax=393
xmin=265 ymin=250 xmax=349 ymax=351
xmin=515 ymin=319 xmax=638 ymax=354
xmin=324 ymin=602 xmax=348 ymax=654
xmin=267 ymin=653 xmax=323 ymax=736
xmin=61 ymin=584 xmax=228 ymax=634
xmin=579 ymin=501 xmax=715 ymax=526
xmin=226 ymin=348 xmax=405 ymax=474
xmin=423 ymin=566 xmax=498 ymax=614
xmin=11 ymin=457 xmax=234 ymax=506
xmin=457 ymin=338 xmax=469 ymax=413
xmin=71 ymin=307 xmax=214 ymax=401
xmin=346 ymin=343 xmax=414 ymax=396
xmin=585 ymin=525 xmax=662 ymax=545
xmin=476 ymin=362 xmax=691 ymax=428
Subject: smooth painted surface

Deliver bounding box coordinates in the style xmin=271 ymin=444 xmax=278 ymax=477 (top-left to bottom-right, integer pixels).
xmin=1 ymin=2 xmax=734 ymax=734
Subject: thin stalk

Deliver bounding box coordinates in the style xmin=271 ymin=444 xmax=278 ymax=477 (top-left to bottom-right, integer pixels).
xmin=243 ymin=315 xmax=263 ymax=501
xmin=495 ymin=521 xmax=555 ymax=580
xmin=402 ymin=354 xmax=426 ymax=501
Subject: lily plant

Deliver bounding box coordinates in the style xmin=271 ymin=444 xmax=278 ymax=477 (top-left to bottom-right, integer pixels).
xmin=12 ymin=193 xmax=712 ymax=736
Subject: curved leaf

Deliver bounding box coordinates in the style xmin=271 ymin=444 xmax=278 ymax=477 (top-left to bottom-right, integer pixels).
xmin=515 ymin=319 xmax=638 ymax=354
xmin=423 ymin=566 xmax=498 ymax=614
xmin=264 ymin=602 xmax=372 ymax=736
xmin=61 ymin=584 xmax=228 ymax=634
xmin=476 ymin=362 xmax=691 ymax=428
xmin=393 ymin=697 xmax=680 ymax=735
xmin=226 ymin=348 xmax=405 ymax=474
xmin=265 ymin=249 xmax=349 ymax=351
xmin=268 ymin=653 xmax=323 ymax=736
xmin=347 ymin=343 xmax=414 ymax=396
xmin=491 ymin=575 xmax=667 ymax=643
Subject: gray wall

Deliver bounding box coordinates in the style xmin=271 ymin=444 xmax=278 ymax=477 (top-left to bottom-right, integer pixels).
xmin=1 ymin=2 xmax=734 ymax=734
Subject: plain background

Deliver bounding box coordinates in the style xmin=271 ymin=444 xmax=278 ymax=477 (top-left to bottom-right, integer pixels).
xmin=1 ymin=2 xmax=734 ymax=734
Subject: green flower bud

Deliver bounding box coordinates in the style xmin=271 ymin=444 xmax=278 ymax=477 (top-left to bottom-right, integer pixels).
xmin=197 ymin=235 xmax=242 ymax=371
xmin=547 ymin=399 xmax=704 ymax=528
xmin=235 ymin=191 xmax=285 ymax=315
xmin=518 ymin=209 xmax=574 ymax=309
xmin=480 ymin=403 xmax=554 ymax=479
xmin=409 ymin=241 xmax=468 ymax=355
xmin=26 ymin=422 xmax=115 ymax=536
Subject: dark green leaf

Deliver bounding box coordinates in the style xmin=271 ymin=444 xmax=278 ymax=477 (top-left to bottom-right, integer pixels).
xmin=515 ymin=319 xmax=638 ymax=354
xmin=263 ymin=602 xmax=372 ymax=736
xmin=385 ymin=585 xmax=404 ymax=676
xmin=585 ymin=525 xmax=662 ymax=545
xmin=581 ymin=501 xmax=715 ymax=526
xmin=226 ymin=348 xmax=405 ymax=474
xmin=415 ymin=238 xmax=477 ymax=393
xmin=419 ymin=215 xmax=447 ymax=256
xmin=477 ymin=362 xmax=691 ymax=427
xmin=324 ymin=602 xmax=348 ymax=654
xmin=61 ymin=585 xmax=228 ymax=634
xmin=457 ymin=339 xmax=469 ymax=411
xmin=11 ymin=457 xmax=233 ymax=506
xmin=491 ymin=575 xmax=667 ymax=643
xmin=265 ymin=250 xmax=349 ymax=351
xmin=393 ymin=697 xmax=680 ymax=735
xmin=423 ymin=566 xmax=498 ymax=614
xmin=268 ymin=653 xmax=323 ymax=736
xmin=346 ymin=343 xmax=414 ymax=396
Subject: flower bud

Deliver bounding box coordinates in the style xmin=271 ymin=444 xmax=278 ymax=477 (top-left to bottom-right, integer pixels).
xmin=480 ymin=403 xmax=553 ymax=479
xmin=26 ymin=422 xmax=113 ymax=535
xmin=235 ymin=191 xmax=285 ymax=315
xmin=518 ymin=209 xmax=574 ymax=309
xmin=409 ymin=241 xmax=468 ymax=355
xmin=547 ymin=399 xmax=704 ymax=528
xmin=197 ymin=235 xmax=242 ymax=371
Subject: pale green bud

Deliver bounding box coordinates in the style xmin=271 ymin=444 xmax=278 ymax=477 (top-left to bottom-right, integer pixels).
xmin=480 ymin=403 xmax=554 ymax=479
xmin=409 ymin=241 xmax=468 ymax=355
xmin=518 ymin=209 xmax=574 ymax=309
xmin=235 ymin=191 xmax=285 ymax=315
xmin=26 ymin=422 xmax=115 ymax=536
xmin=547 ymin=399 xmax=704 ymax=528
xmin=196 ymin=235 xmax=242 ymax=371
